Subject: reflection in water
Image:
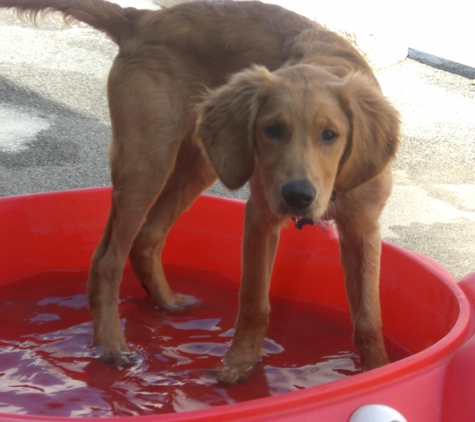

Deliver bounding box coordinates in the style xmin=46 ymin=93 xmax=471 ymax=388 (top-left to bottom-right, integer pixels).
xmin=0 ymin=268 xmax=410 ymax=417
xmin=165 ymin=318 xmax=222 ymax=331
xmin=265 ymin=353 xmax=358 ymax=395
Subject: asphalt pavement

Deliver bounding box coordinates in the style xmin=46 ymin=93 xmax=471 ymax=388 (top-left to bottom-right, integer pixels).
xmin=0 ymin=3 xmax=474 ymax=280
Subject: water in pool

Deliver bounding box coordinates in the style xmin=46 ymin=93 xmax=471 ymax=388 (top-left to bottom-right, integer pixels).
xmin=0 ymin=266 xmax=410 ymax=417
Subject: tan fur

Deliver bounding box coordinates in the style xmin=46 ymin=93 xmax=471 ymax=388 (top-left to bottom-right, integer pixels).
xmin=0 ymin=0 xmax=400 ymax=384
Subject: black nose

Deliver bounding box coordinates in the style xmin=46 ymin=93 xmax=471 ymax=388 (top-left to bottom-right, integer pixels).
xmin=281 ymin=179 xmax=316 ymax=211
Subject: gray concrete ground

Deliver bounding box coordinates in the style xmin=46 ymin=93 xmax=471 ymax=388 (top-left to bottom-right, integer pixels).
xmin=0 ymin=2 xmax=474 ymax=280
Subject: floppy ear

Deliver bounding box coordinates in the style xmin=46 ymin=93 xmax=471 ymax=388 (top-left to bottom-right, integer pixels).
xmin=333 ymin=73 xmax=400 ymax=193
xmin=196 ymin=66 xmax=272 ymax=190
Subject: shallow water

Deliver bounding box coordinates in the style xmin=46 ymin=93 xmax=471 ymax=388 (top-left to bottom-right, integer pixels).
xmin=0 ymin=266 xmax=410 ymax=417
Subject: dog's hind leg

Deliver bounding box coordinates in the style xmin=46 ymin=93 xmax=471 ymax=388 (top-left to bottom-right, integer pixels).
xmin=88 ymin=173 xmax=165 ymax=365
xmin=129 ymin=139 xmax=217 ymax=311
xmin=87 ymin=57 xmax=189 ymax=366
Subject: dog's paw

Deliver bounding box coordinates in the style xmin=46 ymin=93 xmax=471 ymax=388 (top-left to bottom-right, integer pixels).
xmin=215 ymin=360 xmax=256 ymax=385
xmin=165 ymin=293 xmax=202 ymax=313
xmin=92 ymin=346 xmax=137 ymax=369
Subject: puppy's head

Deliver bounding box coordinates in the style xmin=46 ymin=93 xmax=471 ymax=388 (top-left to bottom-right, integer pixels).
xmin=196 ymin=65 xmax=399 ymax=220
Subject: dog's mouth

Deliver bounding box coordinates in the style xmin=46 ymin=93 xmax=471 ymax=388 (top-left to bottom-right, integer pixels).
xmin=286 ymin=191 xmax=338 ymax=230
xmin=291 ymin=216 xmax=316 ymax=230
xmin=275 ymin=201 xmax=320 ymax=228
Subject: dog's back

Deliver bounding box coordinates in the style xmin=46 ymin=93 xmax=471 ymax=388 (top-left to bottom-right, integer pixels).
xmin=0 ymin=1 xmax=315 ymax=52
xmin=0 ymin=1 xmax=367 ymax=83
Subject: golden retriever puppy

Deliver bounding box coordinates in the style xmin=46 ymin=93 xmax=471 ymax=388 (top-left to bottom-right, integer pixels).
xmin=0 ymin=0 xmax=399 ymax=385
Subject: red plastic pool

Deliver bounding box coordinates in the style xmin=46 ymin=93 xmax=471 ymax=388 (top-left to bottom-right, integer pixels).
xmin=1 ymin=188 xmax=474 ymax=421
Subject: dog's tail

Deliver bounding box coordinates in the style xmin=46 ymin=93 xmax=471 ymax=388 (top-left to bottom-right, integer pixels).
xmin=0 ymin=0 xmax=142 ymax=45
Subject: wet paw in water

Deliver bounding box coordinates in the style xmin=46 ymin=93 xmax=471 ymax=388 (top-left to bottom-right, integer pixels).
xmin=92 ymin=346 xmax=139 ymax=369
xmin=166 ymin=293 xmax=203 ymax=313
xmin=216 ymin=360 xmax=257 ymax=385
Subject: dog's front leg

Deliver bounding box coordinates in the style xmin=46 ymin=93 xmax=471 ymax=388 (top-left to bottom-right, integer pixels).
xmin=217 ymin=192 xmax=284 ymax=385
xmin=335 ymin=202 xmax=390 ymax=372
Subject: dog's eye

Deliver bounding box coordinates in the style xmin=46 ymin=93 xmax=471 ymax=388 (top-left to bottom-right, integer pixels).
xmin=264 ymin=125 xmax=284 ymax=140
xmin=322 ymin=130 xmax=337 ymax=143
